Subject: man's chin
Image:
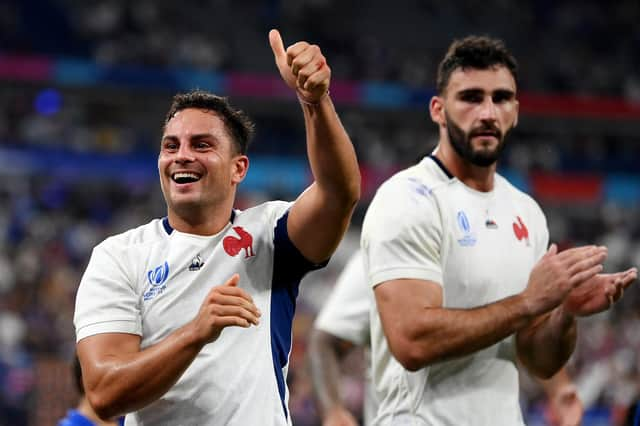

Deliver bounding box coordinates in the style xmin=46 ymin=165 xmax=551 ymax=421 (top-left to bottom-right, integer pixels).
xmin=469 ymin=150 xmax=500 ymax=167
xmin=168 ymin=196 xmax=203 ymax=213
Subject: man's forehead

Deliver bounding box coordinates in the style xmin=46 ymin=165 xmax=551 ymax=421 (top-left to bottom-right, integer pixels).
xmin=164 ymin=108 xmax=225 ymax=136
xmin=447 ymin=66 xmax=516 ymax=93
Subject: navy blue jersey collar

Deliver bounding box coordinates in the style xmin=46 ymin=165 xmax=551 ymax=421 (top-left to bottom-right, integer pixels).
xmin=428 ymin=155 xmax=454 ymax=179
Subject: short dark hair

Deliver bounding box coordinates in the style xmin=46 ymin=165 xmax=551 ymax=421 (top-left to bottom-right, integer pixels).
xmin=436 ymin=36 xmax=518 ymax=95
xmin=164 ymin=90 xmax=255 ymax=154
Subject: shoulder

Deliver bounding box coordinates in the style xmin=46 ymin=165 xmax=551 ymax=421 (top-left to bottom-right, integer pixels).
xmin=233 ymin=200 xmax=292 ymax=225
xmin=94 ymin=218 xmax=167 ymax=255
xmin=378 ymin=159 xmax=451 ymax=200
xmin=363 ymin=160 xmax=451 ymax=238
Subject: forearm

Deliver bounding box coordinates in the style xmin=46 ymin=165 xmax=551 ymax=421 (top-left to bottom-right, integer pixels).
xmin=308 ymin=329 xmax=349 ymax=417
xmin=80 ymin=323 xmax=204 ymax=418
xmin=516 ymin=306 xmax=576 ymax=379
xmin=301 ymin=96 xmax=360 ymax=207
xmin=390 ymin=293 xmax=536 ymax=370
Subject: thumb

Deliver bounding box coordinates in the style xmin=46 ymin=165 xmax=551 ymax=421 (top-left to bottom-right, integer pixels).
xmin=269 ymin=29 xmax=286 ymax=63
xmin=544 ymin=243 xmax=558 ymax=258
xmin=224 ymin=273 xmax=240 ymax=287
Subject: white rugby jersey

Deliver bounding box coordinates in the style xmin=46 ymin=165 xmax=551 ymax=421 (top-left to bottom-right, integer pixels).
xmin=74 ymin=201 xmax=325 ymax=426
xmin=315 ymin=250 xmax=370 ymax=346
xmin=361 ymin=156 xmax=548 ymax=426
xmin=314 ymin=249 xmax=378 ymax=424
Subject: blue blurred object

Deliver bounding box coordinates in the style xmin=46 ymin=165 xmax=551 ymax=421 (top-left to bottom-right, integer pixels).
xmin=34 ymin=88 xmax=62 ymax=116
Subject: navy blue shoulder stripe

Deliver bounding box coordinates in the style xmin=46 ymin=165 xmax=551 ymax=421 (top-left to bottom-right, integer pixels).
xmin=270 ymin=210 xmax=328 ymax=420
xmin=428 ymin=154 xmax=454 ymax=179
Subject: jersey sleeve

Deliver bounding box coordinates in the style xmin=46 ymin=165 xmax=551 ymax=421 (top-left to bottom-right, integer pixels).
xmin=361 ymin=175 xmax=444 ymax=288
xmin=314 ymin=250 xmax=370 ymax=345
xmin=74 ymin=240 xmax=141 ymax=341
xmin=527 ymin=196 xmax=550 ymax=262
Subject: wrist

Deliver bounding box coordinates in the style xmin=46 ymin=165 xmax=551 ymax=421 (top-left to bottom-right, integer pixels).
xmin=297 ymin=90 xmax=330 ymax=106
xmin=181 ymin=320 xmax=208 ymax=350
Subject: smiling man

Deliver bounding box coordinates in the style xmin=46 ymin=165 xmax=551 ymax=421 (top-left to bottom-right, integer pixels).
xmin=361 ymin=36 xmax=636 ymax=425
xmin=73 ymin=29 xmax=360 ymax=426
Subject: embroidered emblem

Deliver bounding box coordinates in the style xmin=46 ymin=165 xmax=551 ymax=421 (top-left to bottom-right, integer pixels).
xmin=512 ymin=216 xmax=530 ymax=246
xmin=148 ymin=261 xmax=169 ymax=286
xmin=456 ymin=211 xmax=477 ymax=247
xmin=189 ymin=254 xmax=204 ymax=271
xmin=223 ymin=226 xmax=255 ymax=258
xmin=144 ymin=261 xmax=170 ymax=301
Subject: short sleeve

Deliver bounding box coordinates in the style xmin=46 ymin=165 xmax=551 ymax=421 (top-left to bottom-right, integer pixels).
xmin=74 ymin=241 xmax=142 ymax=341
xmin=314 ymin=250 xmax=370 ymax=345
xmin=529 ymin=198 xmax=549 ymax=262
xmin=361 ymin=175 xmax=444 ymax=288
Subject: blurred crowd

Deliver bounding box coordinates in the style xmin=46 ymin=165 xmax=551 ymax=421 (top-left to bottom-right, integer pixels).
xmin=1 ymin=0 xmax=640 ymax=425
xmin=3 ymin=0 xmax=640 ymax=99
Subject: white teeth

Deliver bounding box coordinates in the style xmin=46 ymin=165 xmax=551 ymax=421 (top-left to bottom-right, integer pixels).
xmin=173 ymin=172 xmax=199 ymax=179
xmin=172 ymin=172 xmax=201 ymax=183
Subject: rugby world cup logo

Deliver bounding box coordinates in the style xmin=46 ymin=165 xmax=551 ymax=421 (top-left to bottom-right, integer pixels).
xmin=148 ymin=261 xmax=169 ymax=286
xmin=456 ymin=211 xmax=477 ymax=247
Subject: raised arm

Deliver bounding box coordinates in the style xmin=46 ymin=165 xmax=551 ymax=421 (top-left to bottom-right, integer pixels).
xmin=269 ymin=29 xmax=360 ymax=263
xmin=374 ymin=245 xmax=606 ymax=373
xmin=77 ymin=275 xmax=260 ymax=419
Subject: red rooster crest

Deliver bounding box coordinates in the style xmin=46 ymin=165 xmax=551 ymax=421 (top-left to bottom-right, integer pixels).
xmin=223 ymin=226 xmax=255 ymax=258
xmin=512 ymin=216 xmax=529 ymax=242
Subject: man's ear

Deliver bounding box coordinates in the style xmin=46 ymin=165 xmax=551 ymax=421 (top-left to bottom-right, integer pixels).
xmin=232 ymin=155 xmax=249 ymax=184
xmin=429 ymin=96 xmax=446 ymax=127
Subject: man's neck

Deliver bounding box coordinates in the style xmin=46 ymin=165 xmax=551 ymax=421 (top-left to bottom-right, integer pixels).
xmin=167 ymin=208 xmax=233 ymax=236
xmin=435 ymin=141 xmax=496 ymax=192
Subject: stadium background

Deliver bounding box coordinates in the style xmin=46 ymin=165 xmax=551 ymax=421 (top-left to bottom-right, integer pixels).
xmin=0 ymin=0 xmax=639 ymax=425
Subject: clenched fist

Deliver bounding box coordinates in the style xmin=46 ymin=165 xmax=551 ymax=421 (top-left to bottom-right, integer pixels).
xmin=269 ymin=29 xmax=331 ymax=104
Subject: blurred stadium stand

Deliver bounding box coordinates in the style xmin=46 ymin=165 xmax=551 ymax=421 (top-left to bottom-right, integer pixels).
xmin=1 ymin=0 xmax=639 ymax=425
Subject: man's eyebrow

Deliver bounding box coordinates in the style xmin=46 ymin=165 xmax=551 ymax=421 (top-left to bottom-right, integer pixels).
xmin=492 ymin=89 xmax=516 ymax=97
xmin=190 ymin=133 xmax=218 ymax=141
xmin=456 ymin=88 xmax=484 ymax=96
xmin=161 ymin=133 xmax=218 ymax=141
xmin=456 ymin=88 xmax=515 ymax=97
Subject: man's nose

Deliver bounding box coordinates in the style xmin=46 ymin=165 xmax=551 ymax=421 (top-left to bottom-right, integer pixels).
xmin=478 ymin=97 xmax=498 ymax=121
xmin=175 ymin=142 xmax=195 ymax=162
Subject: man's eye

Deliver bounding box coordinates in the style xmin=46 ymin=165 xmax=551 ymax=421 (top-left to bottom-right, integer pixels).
xmin=461 ymin=94 xmax=482 ymax=103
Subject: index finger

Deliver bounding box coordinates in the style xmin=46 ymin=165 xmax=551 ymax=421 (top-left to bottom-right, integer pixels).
xmin=216 ymin=282 xmax=255 ymax=304
xmin=557 ymin=245 xmax=606 ymax=264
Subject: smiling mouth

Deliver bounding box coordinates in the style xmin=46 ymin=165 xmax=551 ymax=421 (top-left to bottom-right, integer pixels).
xmin=172 ymin=172 xmax=202 ymax=184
